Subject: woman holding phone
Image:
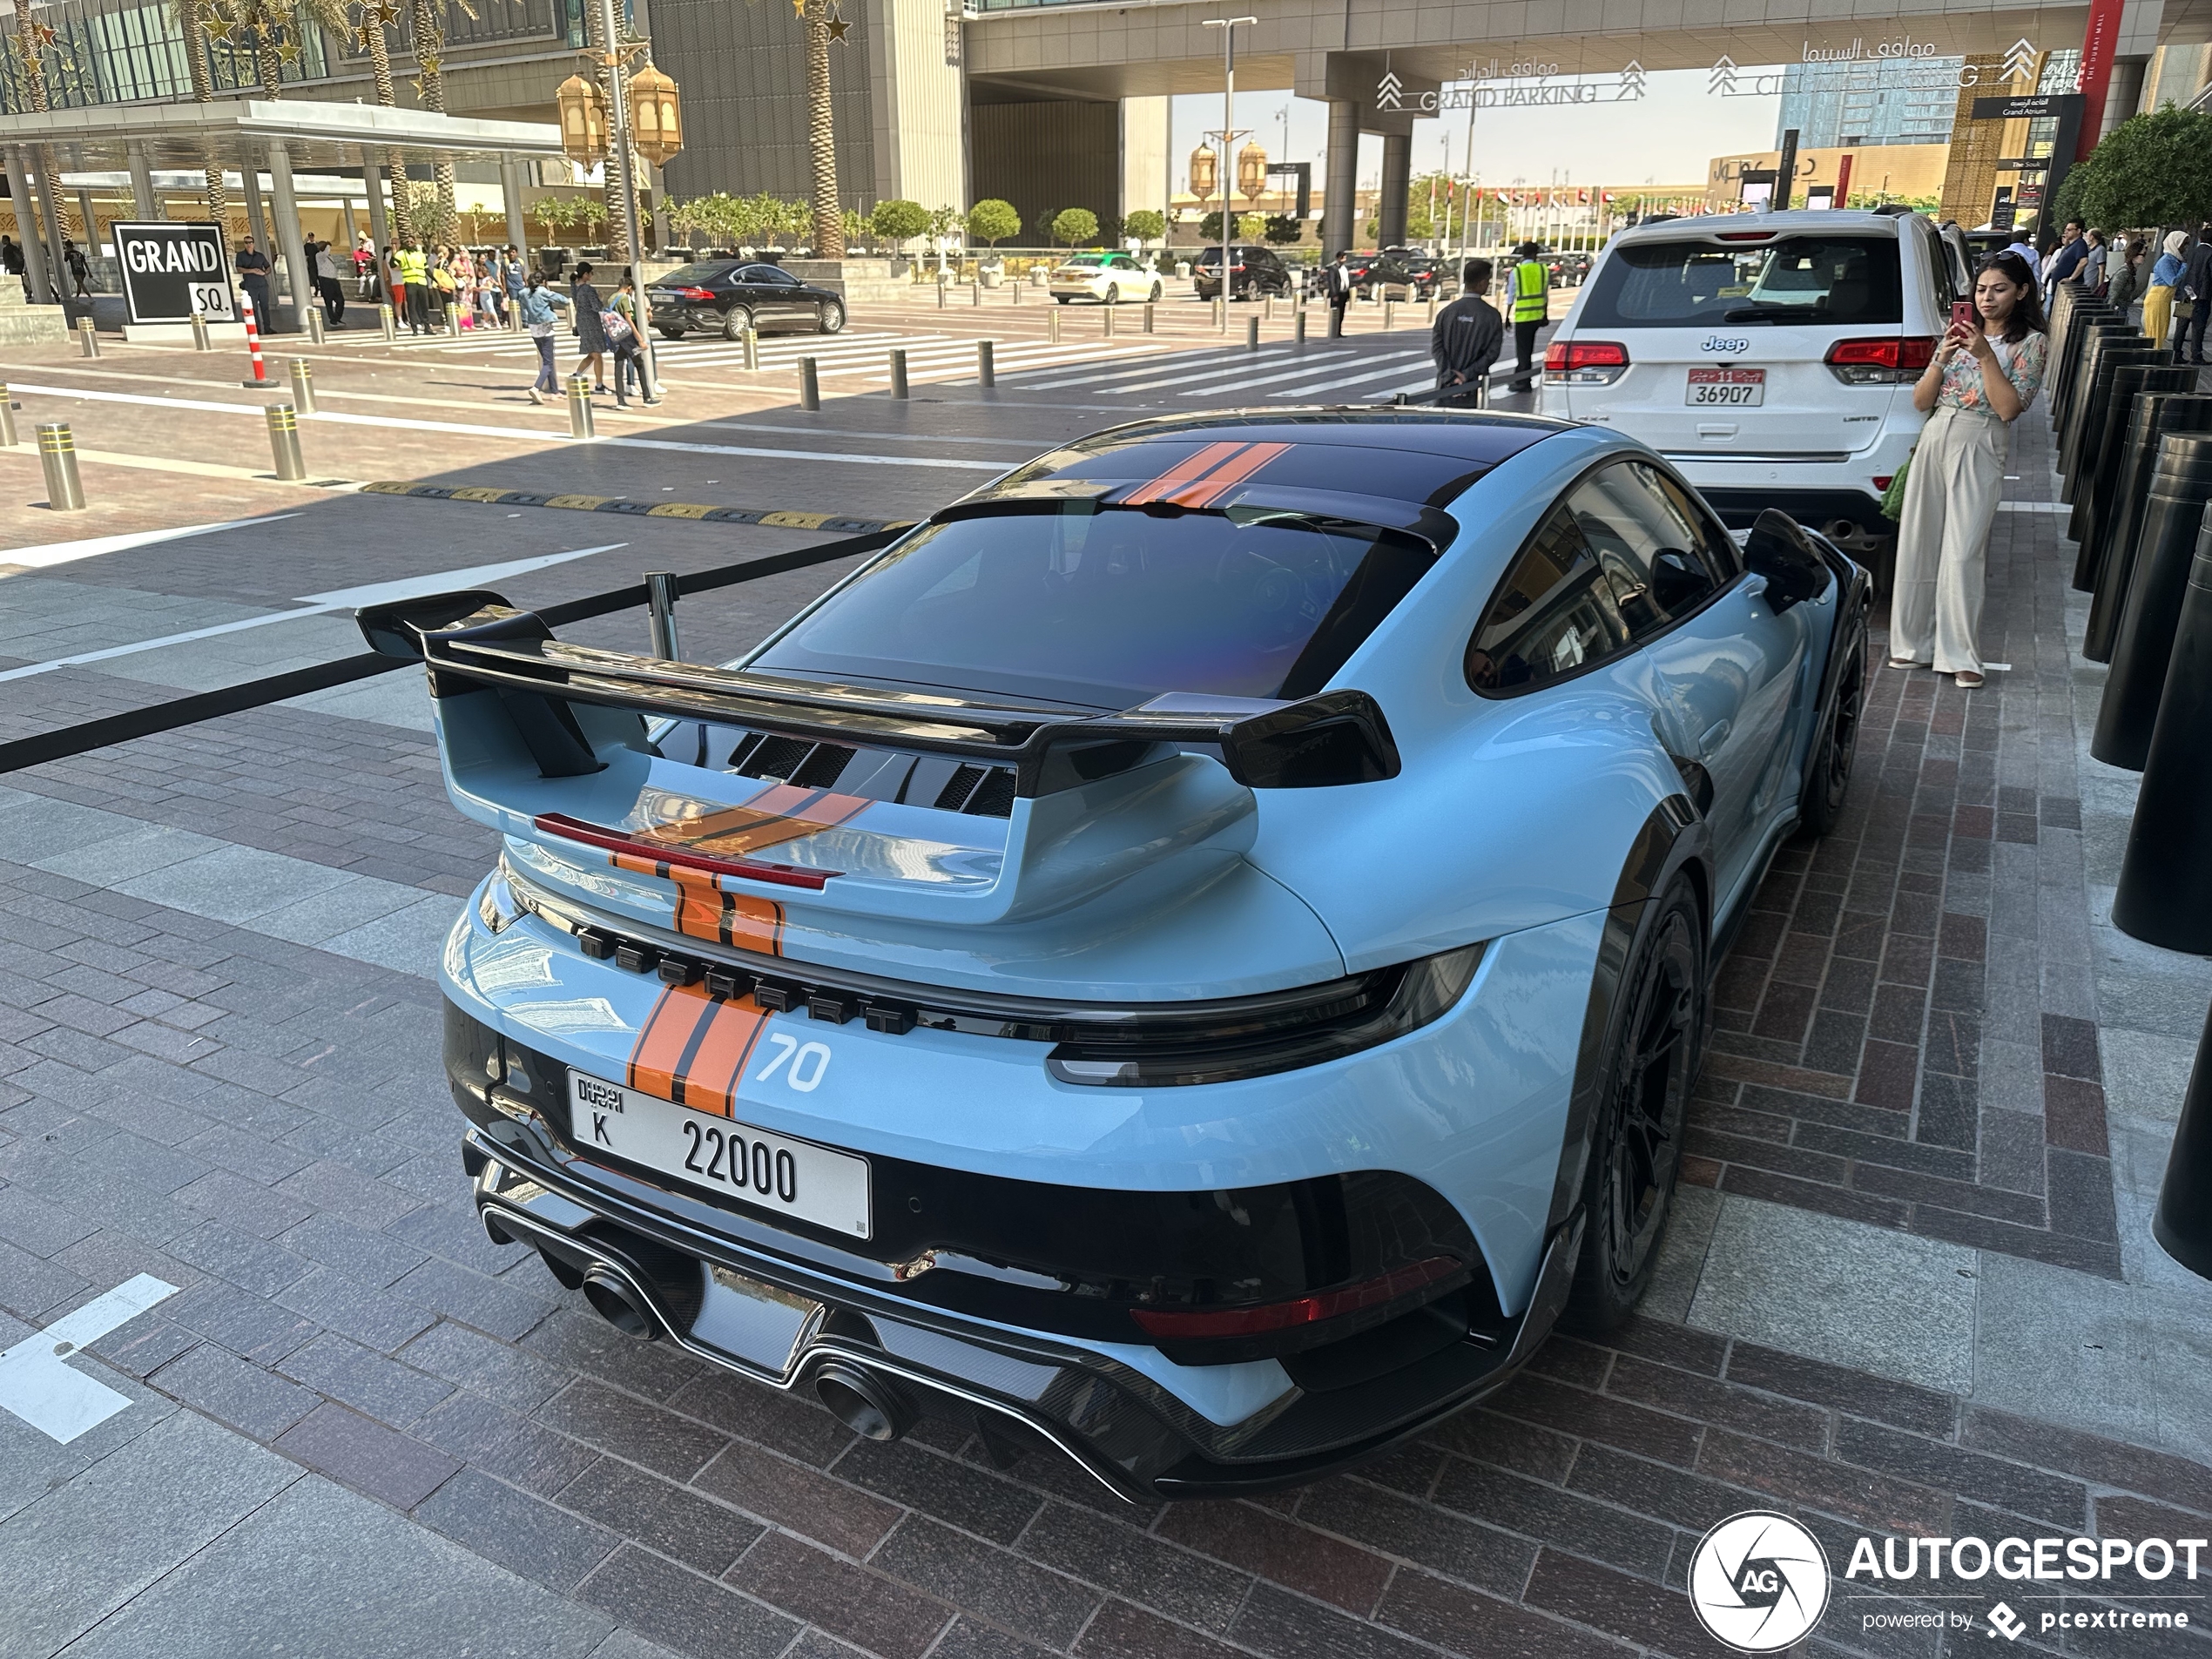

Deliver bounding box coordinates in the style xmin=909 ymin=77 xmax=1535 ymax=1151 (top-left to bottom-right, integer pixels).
xmin=1890 ymin=251 xmax=2049 ymax=689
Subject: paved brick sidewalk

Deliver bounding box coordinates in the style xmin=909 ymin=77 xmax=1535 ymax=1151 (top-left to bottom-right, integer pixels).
xmin=1 ymin=396 xmax=2208 ymax=1658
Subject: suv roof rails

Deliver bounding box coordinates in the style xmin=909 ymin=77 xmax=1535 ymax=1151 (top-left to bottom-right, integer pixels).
xmin=1873 ymin=203 xmax=1915 ymax=216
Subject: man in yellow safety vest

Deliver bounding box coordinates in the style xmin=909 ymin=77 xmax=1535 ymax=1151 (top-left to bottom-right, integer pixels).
xmin=1507 ymin=240 xmax=1548 ymax=392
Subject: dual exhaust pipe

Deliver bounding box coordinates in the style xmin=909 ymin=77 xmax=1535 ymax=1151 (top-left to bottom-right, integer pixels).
xmin=492 ymin=1205 xmax=920 ymax=1443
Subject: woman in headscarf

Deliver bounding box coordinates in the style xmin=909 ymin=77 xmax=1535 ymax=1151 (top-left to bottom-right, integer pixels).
xmin=2143 ymin=229 xmax=2190 ymax=346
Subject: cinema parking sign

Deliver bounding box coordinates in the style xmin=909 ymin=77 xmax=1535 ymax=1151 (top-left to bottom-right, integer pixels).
xmin=113 ymin=222 xmax=236 ymax=325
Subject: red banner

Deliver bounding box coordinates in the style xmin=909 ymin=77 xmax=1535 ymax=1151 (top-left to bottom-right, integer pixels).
xmin=1833 ymin=153 xmax=1854 ymax=206
xmin=2076 ymin=0 xmax=2127 ymax=158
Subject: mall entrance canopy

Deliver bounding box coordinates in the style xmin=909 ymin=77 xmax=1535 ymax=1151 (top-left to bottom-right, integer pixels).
xmin=0 ymin=99 xmax=561 ymax=313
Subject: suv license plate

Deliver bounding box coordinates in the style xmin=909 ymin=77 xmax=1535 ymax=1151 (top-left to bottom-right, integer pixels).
xmin=1688 ymin=368 xmax=1764 ymax=406
xmin=569 ymin=1069 xmax=872 ymax=1238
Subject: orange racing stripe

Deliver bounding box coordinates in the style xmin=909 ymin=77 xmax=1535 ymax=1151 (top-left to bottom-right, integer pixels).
xmin=1122 ymin=441 xmax=1249 ymax=505
xmin=1166 ymin=442 xmax=1291 ymax=507
xmin=672 ymin=996 xmax=771 ymax=1116
xmin=627 ymin=981 xmax=717 ymax=1099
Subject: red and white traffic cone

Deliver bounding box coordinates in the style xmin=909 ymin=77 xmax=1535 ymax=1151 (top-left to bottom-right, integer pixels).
xmin=239 ymin=293 xmax=269 ymax=388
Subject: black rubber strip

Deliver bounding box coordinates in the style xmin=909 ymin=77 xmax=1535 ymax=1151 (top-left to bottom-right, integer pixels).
xmin=0 ymin=526 xmax=907 ymax=777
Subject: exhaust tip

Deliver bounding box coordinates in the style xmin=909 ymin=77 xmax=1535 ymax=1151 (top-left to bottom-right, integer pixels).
xmin=582 ymin=1264 xmax=660 ymax=1340
xmin=813 ymin=1360 xmax=917 ymax=1443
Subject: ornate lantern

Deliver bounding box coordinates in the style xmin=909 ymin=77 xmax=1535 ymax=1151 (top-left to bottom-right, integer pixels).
xmin=556 ymin=72 xmax=609 ymax=164
xmin=629 ymin=61 xmax=682 ymax=166
xmin=1238 ymin=141 xmax=1267 ymax=203
xmin=1187 ymin=144 xmax=1217 ymax=202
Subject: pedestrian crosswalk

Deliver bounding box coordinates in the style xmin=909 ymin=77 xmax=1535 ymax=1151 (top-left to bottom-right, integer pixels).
xmin=352 ymin=321 xmax=1486 ymax=407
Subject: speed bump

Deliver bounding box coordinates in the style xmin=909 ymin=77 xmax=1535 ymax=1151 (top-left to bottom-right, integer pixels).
xmin=361 ymin=479 xmax=911 ymax=536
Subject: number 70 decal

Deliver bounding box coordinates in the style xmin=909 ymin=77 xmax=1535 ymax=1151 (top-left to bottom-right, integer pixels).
xmin=754 ymin=1032 xmax=832 ymax=1092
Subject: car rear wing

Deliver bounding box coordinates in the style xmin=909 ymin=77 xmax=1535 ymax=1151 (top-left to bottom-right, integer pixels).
xmin=358 ymin=591 xmax=1400 ymax=797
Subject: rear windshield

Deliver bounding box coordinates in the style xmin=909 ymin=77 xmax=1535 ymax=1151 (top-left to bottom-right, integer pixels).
xmin=1062 ymin=254 xmax=1109 ymax=266
xmin=750 ymin=506 xmax=1435 ymax=709
xmin=1195 ymin=247 xmax=1267 ymax=266
xmin=1578 ymin=235 xmax=1901 ymax=327
xmin=651 ymin=262 xmax=738 ymax=286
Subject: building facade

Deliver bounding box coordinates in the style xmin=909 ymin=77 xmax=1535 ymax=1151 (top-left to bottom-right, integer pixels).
xmin=1773 ymin=57 xmax=1962 ymax=150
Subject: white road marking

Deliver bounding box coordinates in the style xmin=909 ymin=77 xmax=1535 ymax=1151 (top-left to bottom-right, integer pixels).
xmin=1996 ymin=501 xmax=2067 ymax=513
xmin=1250 ymin=349 xmax=1440 ymax=399
xmin=1099 ymin=350 xmax=1374 ymax=397
xmin=0 ymin=513 xmax=303 ymax=572
xmin=0 ymin=1274 xmax=177 ymax=1443
xmin=0 ymin=544 xmax=626 ymax=684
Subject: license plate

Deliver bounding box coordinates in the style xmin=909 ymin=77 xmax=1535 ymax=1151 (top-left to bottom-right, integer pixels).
xmin=569 ymin=1069 xmax=872 ymax=1238
xmin=1687 ymin=368 xmax=1765 ymax=406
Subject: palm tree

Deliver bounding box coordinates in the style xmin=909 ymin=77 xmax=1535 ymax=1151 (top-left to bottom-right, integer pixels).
xmin=580 ymin=0 xmax=635 ymax=263
xmin=743 ymin=0 xmax=840 ymax=260
xmin=162 ymin=0 xmax=230 ymax=222
xmin=10 ymin=0 xmax=72 ymax=293
xmin=304 ymin=0 xmax=411 ymax=241
xmin=407 ymin=0 xmax=464 ymax=238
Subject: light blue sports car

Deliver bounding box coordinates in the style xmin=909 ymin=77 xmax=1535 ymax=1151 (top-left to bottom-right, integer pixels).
xmin=363 ymin=409 xmax=1868 ymax=1499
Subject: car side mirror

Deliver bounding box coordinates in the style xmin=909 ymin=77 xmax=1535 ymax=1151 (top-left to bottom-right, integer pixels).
xmin=1742 ymin=509 xmax=1830 ymax=612
xmin=1649 ymin=550 xmax=1713 ymax=613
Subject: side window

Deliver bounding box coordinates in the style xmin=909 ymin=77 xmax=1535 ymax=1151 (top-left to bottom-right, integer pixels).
xmin=1466 ymin=502 xmax=1631 ymax=693
xmin=1561 ymin=462 xmax=1723 ymax=637
xmin=1646 ymin=467 xmax=1743 ymax=583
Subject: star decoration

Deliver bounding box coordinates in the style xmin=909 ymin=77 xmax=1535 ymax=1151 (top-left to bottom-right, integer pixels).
xmin=826 ymin=17 xmax=848 ymax=39
xmin=791 ymin=0 xmax=805 ymax=15
xmin=279 ymin=38 xmax=300 ymax=58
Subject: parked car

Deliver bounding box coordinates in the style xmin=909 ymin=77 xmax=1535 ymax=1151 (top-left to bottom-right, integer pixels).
xmin=645 ymin=260 xmax=846 ymax=340
xmin=1049 ymin=252 xmax=1164 ymax=305
xmin=1338 ymin=248 xmax=1432 ymax=300
xmin=364 ymin=407 xmax=1867 ymax=1501
xmin=1383 ymin=247 xmax=1447 ymax=297
xmin=1193 ymin=243 xmax=1296 ymax=300
xmin=1541 ymin=207 xmax=1960 ymax=557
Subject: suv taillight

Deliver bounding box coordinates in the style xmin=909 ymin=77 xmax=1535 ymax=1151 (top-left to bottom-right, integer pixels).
xmin=1826 ymin=336 xmax=1936 ymax=384
xmin=1544 ymin=340 xmax=1629 ymax=384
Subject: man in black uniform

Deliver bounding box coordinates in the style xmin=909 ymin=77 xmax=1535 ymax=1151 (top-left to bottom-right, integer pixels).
xmin=1430 ymin=259 xmax=1502 ymax=407
xmin=1320 ymin=250 xmax=1353 ymax=335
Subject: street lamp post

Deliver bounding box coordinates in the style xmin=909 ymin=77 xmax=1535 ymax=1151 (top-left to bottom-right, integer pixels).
xmin=1202 ymin=16 xmax=1256 ymax=305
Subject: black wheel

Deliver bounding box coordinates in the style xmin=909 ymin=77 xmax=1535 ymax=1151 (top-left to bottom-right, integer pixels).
xmin=719 ymin=307 xmax=752 ymax=341
xmin=656 ymin=327 xmax=684 ymax=341
xmin=815 ymin=300 xmax=845 ymax=334
xmin=1560 ymin=876 xmax=1704 ymax=1337
xmin=1797 ymin=604 xmax=1866 ymax=835
xmin=1055 ymin=295 xmax=1071 ymax=305
xmin=1150 ymin=281 xmax=1163 ymax=302
xmin=1105 ymin=283 xmax=1120 ymax=305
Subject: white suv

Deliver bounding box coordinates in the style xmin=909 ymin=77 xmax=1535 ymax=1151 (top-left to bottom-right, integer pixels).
xmin=1541 ymin=208 xmax=1961 ymax=557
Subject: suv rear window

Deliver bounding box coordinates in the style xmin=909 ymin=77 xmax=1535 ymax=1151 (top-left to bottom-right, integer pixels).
xmin=752 ymin=505 xmax=1434 ymax=709
xmin=1577 ymin=235 xmax=1902 ymax=327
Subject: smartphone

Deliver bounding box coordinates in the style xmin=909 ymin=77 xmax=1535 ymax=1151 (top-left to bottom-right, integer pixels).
xmin=1951 ymin=300 xmax=1978 ymax=331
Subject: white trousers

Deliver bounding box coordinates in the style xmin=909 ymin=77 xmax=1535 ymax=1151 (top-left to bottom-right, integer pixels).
xmin=1892 ymin=403 xmax=2007 ymax=675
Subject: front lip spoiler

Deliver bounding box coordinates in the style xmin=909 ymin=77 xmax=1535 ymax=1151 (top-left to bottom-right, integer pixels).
xmin=463 ymin=1119 xmax=1582 ymax=1500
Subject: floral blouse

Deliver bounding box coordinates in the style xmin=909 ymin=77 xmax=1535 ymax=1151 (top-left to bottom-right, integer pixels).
xmin=1937 ymin=328 xmax=2047 ymax=415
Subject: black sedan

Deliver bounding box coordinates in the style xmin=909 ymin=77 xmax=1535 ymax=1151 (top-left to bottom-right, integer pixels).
xmin=645 ymin=260 xmax=846 ymax=340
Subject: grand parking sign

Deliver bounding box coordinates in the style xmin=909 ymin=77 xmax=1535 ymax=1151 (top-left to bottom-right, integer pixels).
xmin=112 ymin=222 xmax=235 ymax=325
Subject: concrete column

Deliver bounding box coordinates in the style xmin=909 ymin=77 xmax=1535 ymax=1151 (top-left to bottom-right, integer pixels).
xmin=5 ymin=147 xmax=55 ymax=302
xmin=1377 ymin=132 xmax=1410 ymax=248
xmin=650 ymin=164 xmax=671 ymax=254
xmin=127 ymin=142 xmax=159 ymax=219
xmin=76 ymin=188 xmax=98 ymax=253
xmin=360 ymin=147 xmax=391 ymax=256
xmin=500 ymin=152 xmax=528 ymax=256
xmin=241 ymin=164 xmax=271 ymax=271
xmin=1322 ymin=99 xmax=1357 ymax=259
xmin=267 ymin=141 xmax=311 ymax=334
xmin=2101 ymin=57 xmax=2149 ymax=138
xmin=36 ymin=151 xmax=68 ymax=302
xmin=1119 ymin=95 xmax=1170 ymax=228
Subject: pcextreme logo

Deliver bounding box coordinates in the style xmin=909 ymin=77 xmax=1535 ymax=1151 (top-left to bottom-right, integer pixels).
xmin=1689 ymin=1512 xmax=1832 ymax=1651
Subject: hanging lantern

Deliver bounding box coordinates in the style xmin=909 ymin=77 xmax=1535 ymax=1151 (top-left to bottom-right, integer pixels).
xmin=1188 ymin=144 xmax=1217 ymax=202
xmin=629 ymin=61 xmax=683 ymax=167
xmin=1238 ymin=141 xmax=1267 ymax=203
xmin=556 ymin=72 xmax=608 ymax=164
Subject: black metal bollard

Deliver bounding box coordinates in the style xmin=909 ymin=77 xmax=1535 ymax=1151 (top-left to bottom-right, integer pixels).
xmin=2114 ymin=520 xmax=2212 ymax=948
xmin=2087 ymin=393 xmax=2212 ymax=658
xmin=2054 ymin=314 xmax=2126 ymax=430
xmin=2094 ymin=434 xmax=2212 ymax=769
xmin=2072 ymin=363 xmax=2195 ymax=584
xmin=2062 ymin=340 xmax=2165 ymax=501
xmin=2153 ymin=1000 xmax=2212 ymax=1281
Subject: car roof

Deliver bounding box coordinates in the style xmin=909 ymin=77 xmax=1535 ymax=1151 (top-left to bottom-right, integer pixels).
xmin=1608 ymin=208 xmax=1912 ymax=245
xmin=946 ymin=411 xmax=1573 ymax=542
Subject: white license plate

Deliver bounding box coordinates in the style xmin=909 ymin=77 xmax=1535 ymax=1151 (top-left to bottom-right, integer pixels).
xmin=1687 ymin=368 xmax=1764 ymax=406
xmin=569 ymin=1069 xmax=872 ymax=1238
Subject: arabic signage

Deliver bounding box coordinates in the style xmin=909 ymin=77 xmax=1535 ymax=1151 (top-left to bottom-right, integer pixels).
xmin=1435 ymin=62 xmax=1646 ymax=110
xmin=111 ymin=222 xmax=235 ymax=327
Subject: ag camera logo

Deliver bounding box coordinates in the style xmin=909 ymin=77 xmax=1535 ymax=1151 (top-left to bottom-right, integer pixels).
xmin=1689 ymin=1511 xmax=1832 ymax=1651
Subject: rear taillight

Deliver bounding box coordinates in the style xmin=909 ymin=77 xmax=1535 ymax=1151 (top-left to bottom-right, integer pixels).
xmin=1544 ymin=340 xmax=1630 ymax=384
xmin=1872 ymin=475 xmax=1894 ymax=489
xmin=675 ymin=286 xmax=715 ymax=300
xmin=1826 ymin=336 xmax=1936 ymax=384
xmin=1130 ymin=1255 xmax=1466 ymax=1339
xmin=534 ymin=813 xmax=838 ymax=889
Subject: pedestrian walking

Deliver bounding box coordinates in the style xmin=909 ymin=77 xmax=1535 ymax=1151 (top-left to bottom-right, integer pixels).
xmin=1891 ymin=251 xmax=2048 ymax=691
xmin=570 ymin=261 xmax=610 ymax=393
xmin=2142 ymin=230 xmax=2189 ymax=348
xmin=62 ymin=238 xmax=91 ymax=299
xmin=2080 ymin=228 xmax=2107 ymax=293
xmin=235 ymin=236 xmax=273 ymax=327
xmin=1320 ymin=251 xmax=1352 ymax=334
xmin=2108 ymin=234 xmax=2146 ymax=316
xmin=502 ymin=246 xmax=527 ymax=320
xmin=2 ymin=233 xmax=26 ymax=302
xmin=312 ymin=237 xmax=346 ymax=325
xmin=394 ymin=241 xmax=428 ymax=333
xmin=518 ymin=271 xmax=570 ymax=404
xmin=354 ymin=231 xmax=376 ymax=300
xmin=604 ymin=271 xmax=661 ymax=408
xmin=1507 ymin=241 xmax=1548 ymax=392
xmin=2179 ymin=223 xmax=2212 ymax=366
xmin=1430 ymin=259 xmax=1501 ymax=408
xmin=2041 ymin=218 xmax=2087 ymax=306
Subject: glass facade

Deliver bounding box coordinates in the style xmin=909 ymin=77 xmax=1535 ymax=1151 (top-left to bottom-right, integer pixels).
xmin=1775 ymin=58 xmax=1963 ymax=148
xmin=0 ymin=0 xmax=332 ymax=112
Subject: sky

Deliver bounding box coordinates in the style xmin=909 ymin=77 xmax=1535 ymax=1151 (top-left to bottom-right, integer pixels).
xmin=1168 ymin=64 xmax=1786 ymax=197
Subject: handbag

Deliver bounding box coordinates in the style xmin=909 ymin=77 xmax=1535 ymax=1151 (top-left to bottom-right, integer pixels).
xmin=1879 ymin=442 xmax=1916 ymax=522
